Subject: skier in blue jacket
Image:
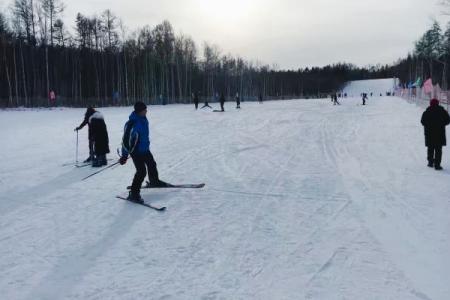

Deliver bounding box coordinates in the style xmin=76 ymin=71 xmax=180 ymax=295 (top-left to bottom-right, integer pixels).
xmin=119 ymin=102 xmax=168 ymax=202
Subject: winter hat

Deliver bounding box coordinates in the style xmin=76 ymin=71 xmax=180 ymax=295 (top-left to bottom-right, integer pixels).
xmin=134 ymin=101 xmax=147 ymax=113
xmin=430 ymin=98 xmax=439 ymax=106
xmin=86 ymin=106 xmax=96 ymax=116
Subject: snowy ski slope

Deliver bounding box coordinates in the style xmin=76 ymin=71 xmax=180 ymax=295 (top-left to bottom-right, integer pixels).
xmin=0 ymin=97 xmax=449 ymax=299
xmin=342 ymin=78 xmax=398 ymax=97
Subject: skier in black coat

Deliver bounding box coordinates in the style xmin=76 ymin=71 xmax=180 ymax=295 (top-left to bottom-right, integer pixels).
xmin=362 ymin=93 xmax=368 ymax=105
xmin=89 ymin=111 xmax=110 ymax=167
xmin=220 ymin=93 xmax=226 ymax=111
xmin=421 ymin=98 xmax=450 ymax=170
xmin=192 ymin=92 xmax=199 ymax=110
xmin=332 ymin=93 xmax=340 ymax=105
xmin=75 ymin=106 xmax=96 ymax=163
xmin=235 ymin=92 xmax=241 ymax=109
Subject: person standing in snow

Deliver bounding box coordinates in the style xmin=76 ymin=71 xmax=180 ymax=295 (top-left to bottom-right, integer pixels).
xmin=333 ymin=93 xmax=340 ymax=105
xmin=259 ymin=93 xmax=263 ymax=104
xmin=362 ymin=93 xmax=368 ymax=105
xmin=75 ymin=106 xmax=96 ymax=163
xmin=89 ymin=110 xmax=110 ymax=167
xmin=49 ymin=90 xmax=56 ymax=106
xmin=220 ymin=93 xmax=226 ymax=111
xmin=235 ymin=92 xmax=241 ymax=109
xmin=119 ymin=102 xmax=168 ymax=203
xmin=192 ymin=92 xmax=199 ymax=110
xmin=421 ymin=98 xmax=450 ymax=170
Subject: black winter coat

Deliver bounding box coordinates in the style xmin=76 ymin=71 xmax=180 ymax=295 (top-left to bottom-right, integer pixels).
xmin=89 ymin=111 xmax=110 ymax=155
xmin=78 ymin=107 xmax=96 ymax=140
xmin=421 ymin=105 xmax=450 ymax=147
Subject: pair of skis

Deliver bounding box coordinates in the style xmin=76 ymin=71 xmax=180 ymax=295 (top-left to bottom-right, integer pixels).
xmin=117 ymin=182 xmax=205 ymax=211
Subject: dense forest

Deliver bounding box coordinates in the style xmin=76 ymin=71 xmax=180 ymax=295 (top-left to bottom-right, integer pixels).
xmin=0 ymin=0 xmax=449 ymax=107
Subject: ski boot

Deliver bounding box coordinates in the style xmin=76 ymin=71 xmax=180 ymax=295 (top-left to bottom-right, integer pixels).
xmin=145 ymin=180 xmax=169 ymax=188
xmin=427 ymin=162 xmax=434 ymax=168
xmin=92 ymin=156 xmax=102 ymax=168
xmin=435 ymin=165 xmax=443 ymax=171
xmin=83 ymin=156 xmax=93 ymax=163
xmin=97 ymin=154 xmax=107 ymax=166
xmin=127 ymin=191 xmax=144 ymax=204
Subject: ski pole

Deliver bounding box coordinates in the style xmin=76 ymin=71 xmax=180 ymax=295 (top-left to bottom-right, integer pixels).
xmin=76 ymin=130 xmax=79 ymax=164
xmin=82 ymin=161 xmax=120 ymax=181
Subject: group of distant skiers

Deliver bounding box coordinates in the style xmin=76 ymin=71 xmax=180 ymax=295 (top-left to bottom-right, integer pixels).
xmin=330 ymin=92 xmax=368 ymax=105
xmin=191 ymin=92 xmax=264 ymax=111
xmin=74 ymin=93 xmax=450 ymax=203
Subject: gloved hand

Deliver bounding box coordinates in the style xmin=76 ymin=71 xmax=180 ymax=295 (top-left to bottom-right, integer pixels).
xmin=74 ymin=127 xmax=80 ymax=131
xmin=119 ymin=156 xmax=128 ymax=165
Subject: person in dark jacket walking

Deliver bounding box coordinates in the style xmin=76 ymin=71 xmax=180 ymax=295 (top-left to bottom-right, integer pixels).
xmin=235 ymin=92 xmax=241 ymax=109
xmin=220 ymin=93 xmax=226 ymax=111
xmin=75 ymin=106 xmax=96 ymax=163
xmin=421 ymin=98 xmax=450 ymax=170
xmin=362 ymin=93 xmax=368 ymax=105
xmin=192 ymin=92 xmax=199 ymax=110
xmin=119 ymin=102 xmax=168 ymax=202
xmin=332 ymin=93 xmax=340 ymax=105
xmin=89 ymin=111 xmax=110 ymax=167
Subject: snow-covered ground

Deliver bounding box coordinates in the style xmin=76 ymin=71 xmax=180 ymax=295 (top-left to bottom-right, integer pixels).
xmin=343 ymin=78 xmax=398 ymax=97
xmin=1 ymin=97 xmax=449 ymax=300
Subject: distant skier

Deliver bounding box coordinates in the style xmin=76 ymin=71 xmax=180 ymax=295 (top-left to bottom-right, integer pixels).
xmin=259 ymin=93 xmax=263 ymax=104
xmin=421 ymin=98 xmax=450 ymax=170
xmin=75 ymin=106 xmax=96 ymax=163
xmin=49 ymin=90 xmax=56 ymax=106
xmin=201 ymin=93 xmax=212 ymax=109
xmin=89 ymin=110 xmax=110 ymax=167
xmin=333 ymin=93 xmax=340 ymax=105
xmin=192 ymin=92 xmax=199 ymax=110
xmin=119 ymin=102 xmax=168 ymax=203
xmin=220 ymin=93 xmax=226 ymax=111
xmin=362 ymin=93 xmax=368 ymax=105
xmin=235 ymin=92 xmax=241 ymax=109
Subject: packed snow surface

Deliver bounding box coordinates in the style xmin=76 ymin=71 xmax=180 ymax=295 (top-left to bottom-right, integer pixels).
xmin=343 ymin=78 xmax=398 ymax=96
xmin=0 ymin=97 xmax=449 ymax=300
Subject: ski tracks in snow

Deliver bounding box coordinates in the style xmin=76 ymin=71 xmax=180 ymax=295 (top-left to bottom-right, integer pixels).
xmin=1 ymin=100 xmax=449 ymax=299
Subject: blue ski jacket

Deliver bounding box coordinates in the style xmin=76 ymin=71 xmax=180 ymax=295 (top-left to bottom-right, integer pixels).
xmin=121 ymin=111 xmax=151 ymax=157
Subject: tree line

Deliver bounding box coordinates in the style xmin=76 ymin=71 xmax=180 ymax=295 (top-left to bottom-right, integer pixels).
xmin=0 ymin=0 xmax=428 ymax=107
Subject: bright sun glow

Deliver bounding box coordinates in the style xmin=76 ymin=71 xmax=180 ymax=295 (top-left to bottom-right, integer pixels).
xmin=195 ymin=0 xmax=255 ymax=23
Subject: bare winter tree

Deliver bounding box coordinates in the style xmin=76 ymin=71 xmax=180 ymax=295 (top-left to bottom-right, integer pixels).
xmin=39 ymin=0 xmax=64 ymax=46
xmin=101 ymin=9 xmax=118 ymax=50
xmin=12 ymin=0 xmax=35 ymax=43
xmin=52 ymin=18 xmax=66 ymax=46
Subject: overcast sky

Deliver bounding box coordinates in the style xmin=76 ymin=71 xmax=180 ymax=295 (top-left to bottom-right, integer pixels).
xmin=4 ymin=0 xmax=446 ymax=69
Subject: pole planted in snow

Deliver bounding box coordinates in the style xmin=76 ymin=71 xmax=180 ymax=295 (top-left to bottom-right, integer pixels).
xmin=76 ymin=130 xmax=79 ymax=164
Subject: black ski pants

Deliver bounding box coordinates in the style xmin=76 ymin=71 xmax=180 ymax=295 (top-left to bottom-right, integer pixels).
xmin=131 ymin=151 xmax=160 ymax=194
xmin=428 ymin=146 xmax=443 ymax=167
